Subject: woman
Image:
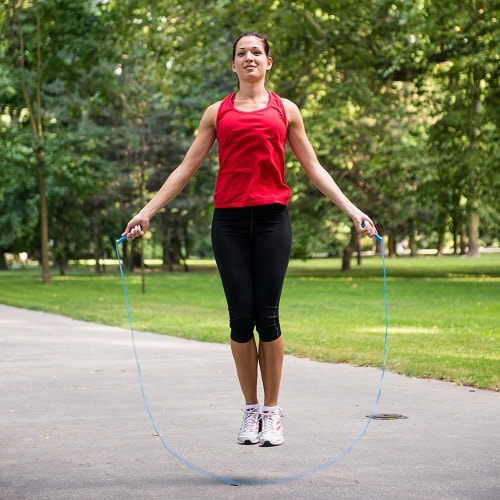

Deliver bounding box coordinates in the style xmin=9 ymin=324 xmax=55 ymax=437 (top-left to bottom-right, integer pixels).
xmin=122 ymin=32 xmax=377 ymax=447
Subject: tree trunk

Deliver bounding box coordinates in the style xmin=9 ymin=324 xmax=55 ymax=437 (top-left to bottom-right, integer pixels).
xmin=14 ymin=0 xmax=50 ymax=283
xmin=467 ymin=70 xmax=483 ymax=257
xmin=452 ymin=213 xmax=459 ymax=255
xmin=436 ymin=221 xmax=446 ymax=257
xmin=341 ymin=225 xmax=359 ymax=271
xmin=0 ymin=249 xmax=7 ymax=270
xmin=467 ymin=200 xmax=480 ymax=257
xmin=466 ymin=76 xmax=482 ymax=258
xmin=460 ymin=225 xmax=467 ymax=255
xmin=93 ymin=219 xmax=104 ymax=273
xmin=388 ymin=233 xmax=397 ymax=257
xmin=36 ymin=149 xmax=51 ymax=283
xmin=163 ymin=226 xmax=173 ymax=272
xmin=408 ymin=220 xmax=417 ymax=257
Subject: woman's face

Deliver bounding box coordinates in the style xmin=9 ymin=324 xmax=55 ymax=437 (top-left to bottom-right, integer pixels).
xmin=232 ymin=35 xmax=272 ymax=82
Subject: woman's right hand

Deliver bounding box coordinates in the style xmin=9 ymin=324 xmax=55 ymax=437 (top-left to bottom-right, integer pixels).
xmin=122 ymin=214 xmax=150 ymax=241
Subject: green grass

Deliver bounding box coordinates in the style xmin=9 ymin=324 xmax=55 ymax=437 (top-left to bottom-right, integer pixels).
xmin=1 ymin=254 xmax=499 ymax=390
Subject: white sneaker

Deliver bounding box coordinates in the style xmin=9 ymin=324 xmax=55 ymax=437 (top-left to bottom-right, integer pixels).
xmin=259 ymin=408 xmax=284 ymax=447
xmin=237 ymin=407 xmax=261 ymax=445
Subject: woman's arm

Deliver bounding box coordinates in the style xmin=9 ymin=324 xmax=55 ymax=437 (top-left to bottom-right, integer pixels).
xmin=283 ymin=98 xmax=377 ymax=237
xmin=122 ymin=103 xmax=219 ymax=240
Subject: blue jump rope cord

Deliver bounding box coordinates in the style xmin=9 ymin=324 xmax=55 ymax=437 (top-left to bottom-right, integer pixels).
xmin=115 ymin=232 xmax=388 ymax=486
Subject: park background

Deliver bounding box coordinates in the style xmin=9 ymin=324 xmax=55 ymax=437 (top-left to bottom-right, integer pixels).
xmin=0 ymin=1 xmax=498 ymax=390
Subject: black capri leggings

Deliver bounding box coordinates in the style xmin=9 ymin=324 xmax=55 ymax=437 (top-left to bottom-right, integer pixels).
xmin=211 ymin=204 xmax=292 ymax=343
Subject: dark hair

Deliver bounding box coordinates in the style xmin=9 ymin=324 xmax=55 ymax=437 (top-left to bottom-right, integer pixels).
xmin=232 ymin=32 xmax=271 ymax=61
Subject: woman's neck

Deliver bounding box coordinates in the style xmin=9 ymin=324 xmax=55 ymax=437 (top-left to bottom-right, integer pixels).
xmin=237 ymin=81 xmax=268 ymax=100
xmin=233 ymin=86 xmax=269 ymax=112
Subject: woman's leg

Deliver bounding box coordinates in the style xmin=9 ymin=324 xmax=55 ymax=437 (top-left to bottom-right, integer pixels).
xmin=211 ymin=208 xmax=258 ymax=403
xmin=258 ymin=336 xmax=284 ymax=407
xmin=231 ymin=338 xmax=258 ymax=404
xmin=252 ymin=205 xmax=292 ymax=407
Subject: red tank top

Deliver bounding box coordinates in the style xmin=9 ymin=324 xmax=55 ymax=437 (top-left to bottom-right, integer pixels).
xmin=214 ymin=91 xmax=290 ymax=208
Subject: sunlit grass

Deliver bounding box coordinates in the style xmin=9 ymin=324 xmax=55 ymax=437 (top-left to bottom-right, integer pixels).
xmin=1 ymin=254 xmax=499 ymax=390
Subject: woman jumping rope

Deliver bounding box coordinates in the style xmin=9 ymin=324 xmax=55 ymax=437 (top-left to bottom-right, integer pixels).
xmin=122 ymin=32 xmax=378 ymax=447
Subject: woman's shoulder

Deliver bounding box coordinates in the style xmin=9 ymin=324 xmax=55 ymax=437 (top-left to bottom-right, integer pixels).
xmin=203 ymin=98 xmax=227 ymax=121
xmin=209 ymin=93 xmax=237 ymax=116
xmin=277 ymin=96 xmax=299 ymax=112
xmin=273 ymin=95 xmax=301 ymax=124
xmin=197 ymin=100 xmax=223 ymax=131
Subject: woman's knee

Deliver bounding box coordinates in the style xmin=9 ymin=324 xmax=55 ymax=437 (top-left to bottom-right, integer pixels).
xmin=229 ymin=315 xmax=255 ymax=343
xmin=256 ymin=316 xmax=282 ymax=342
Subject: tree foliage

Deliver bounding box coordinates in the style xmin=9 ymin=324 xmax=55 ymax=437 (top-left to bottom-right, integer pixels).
xmin=0 ymin=0 xmax=498 ymax=275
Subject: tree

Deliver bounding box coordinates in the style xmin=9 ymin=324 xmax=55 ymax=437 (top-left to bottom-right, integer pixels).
xmin=4 ymin=0 xmax=51 ymax=282
xmin=1 ymin=0 xmax=497 ymax=273
xmin=1 ymin=0 xmax=127 ymax=274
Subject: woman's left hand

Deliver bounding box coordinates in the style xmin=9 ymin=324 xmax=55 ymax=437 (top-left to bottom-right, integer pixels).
xmin=352 ymin=213 xmax=378 ymax=238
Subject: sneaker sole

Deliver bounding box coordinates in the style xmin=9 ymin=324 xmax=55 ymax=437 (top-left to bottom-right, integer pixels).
xmin=259 ymin=438 xmax=284 ymax=447
xmin=238 ymin=439 xmax=259 ymax=445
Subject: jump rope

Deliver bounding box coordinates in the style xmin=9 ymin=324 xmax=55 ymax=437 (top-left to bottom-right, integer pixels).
xmin=115 ymin=224 xmax=388 ymax=486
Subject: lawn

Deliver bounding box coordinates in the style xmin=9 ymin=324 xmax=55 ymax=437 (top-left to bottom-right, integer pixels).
xmin=1 ymin=254 xmax=499 ymax=390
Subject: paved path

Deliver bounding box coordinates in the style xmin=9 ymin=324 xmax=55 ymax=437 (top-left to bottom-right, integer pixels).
xmin=1 ymin=304 xmax=498 ymax=499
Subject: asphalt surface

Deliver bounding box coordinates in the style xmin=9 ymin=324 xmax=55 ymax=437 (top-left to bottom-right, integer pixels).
xmin=1 ymin=304 xmax=498 ymax=499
